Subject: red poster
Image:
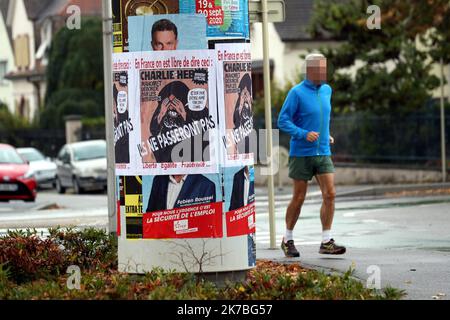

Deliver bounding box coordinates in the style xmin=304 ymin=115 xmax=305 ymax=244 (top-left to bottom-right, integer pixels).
xmin=196 ymin=0 xmax=224 ymax=25
xmin=226 ymin=202 xmax=256 ymax=237
xmin=143 ymin=202 xmax=223 ymax=238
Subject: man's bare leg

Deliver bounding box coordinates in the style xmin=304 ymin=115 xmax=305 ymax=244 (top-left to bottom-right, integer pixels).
xmin=285 ymin=179 xmax=308 ymax=231
xmin=316 ymin=173 xmax=346 ymax=254
xmin=315 ymin=173 xmax=336 ymax=232
xmin=281 ymin=179 xmax=308 ymax=257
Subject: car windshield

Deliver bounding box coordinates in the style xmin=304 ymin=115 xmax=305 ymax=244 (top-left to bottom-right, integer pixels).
xmin=0 ymin=148 xmax=25 ymax=164
xmin=18 ymin=149 xmax=45 ymax=162
xmin=72 ymin=143 xmax=106 ymax=161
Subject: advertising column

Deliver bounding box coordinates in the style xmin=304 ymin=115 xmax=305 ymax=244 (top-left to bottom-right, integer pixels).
xmin=112 ymin=0 xmax=254 ymax=274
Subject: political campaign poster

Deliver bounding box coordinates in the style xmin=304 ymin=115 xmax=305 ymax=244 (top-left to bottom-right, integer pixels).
xmin=223 ymin=165 xmax=256 ymax=237
xmin=124 ymin=176 xmax=144 ymax=239
xmin=128 ymin=14 xmax=208 ymax=52
xmin=136 ymin=50 xmax=219 ymax=175
xmin=117 ymin=176 xmax=125 ymax=236
xmin=141 ymin=173 xmax=222 ymax=238
xmin=113 ymin=71 xmax=133 ymax=166
xmin=112 ymin=0 xmax=180 ymax=53
xmin=179 ymin=0 xmax=249 ymax=39
xmin=248 ymin=232 xmax=256 ymax=267
xmin=216 ymin=43 xmax=254 ymax=167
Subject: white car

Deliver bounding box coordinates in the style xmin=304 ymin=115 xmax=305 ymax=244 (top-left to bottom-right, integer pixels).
xmin=17 ymin=147 xmax=57 ymax=188
xmin=55 ymin=140 xmax=107 ymax=194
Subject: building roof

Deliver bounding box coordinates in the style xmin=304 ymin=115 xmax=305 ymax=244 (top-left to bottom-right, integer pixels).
xmin=0 ymin=0 xmax=12 ymax=43
xmin=23 ymin=0 xmax=54 ymax=21
xmin=274 ymin=0 xmax=335 ymax=42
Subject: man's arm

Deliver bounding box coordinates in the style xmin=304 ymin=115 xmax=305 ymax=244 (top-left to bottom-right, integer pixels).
xmin=277 ymin=89 xmax=308 ymax=140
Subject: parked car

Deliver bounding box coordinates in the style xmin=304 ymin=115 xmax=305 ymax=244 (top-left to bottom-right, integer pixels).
xmin=17 ymin=147 xmax=57 ymax=188
xmin=0 ymin=144 xmax=37 ymax=202
xmin=55 ymin=140 xmax=107 ymax=194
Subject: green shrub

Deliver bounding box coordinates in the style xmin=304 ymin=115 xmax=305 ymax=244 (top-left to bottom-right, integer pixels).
xmin=48 ymin=227 xmax=117 ymax=270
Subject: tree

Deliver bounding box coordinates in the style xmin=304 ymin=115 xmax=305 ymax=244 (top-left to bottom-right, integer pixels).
xmin=40 ymin=18 xmax=104 ymax=129
xmin=309 ymin=0 xmax=450 ymax=115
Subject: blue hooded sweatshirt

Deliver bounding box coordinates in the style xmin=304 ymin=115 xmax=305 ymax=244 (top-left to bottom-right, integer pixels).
xmin=277 ymin=79 xmax=332 ymax=157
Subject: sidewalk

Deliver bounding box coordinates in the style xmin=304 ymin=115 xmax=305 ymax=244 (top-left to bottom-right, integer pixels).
xmin=255 ymin=183 xmax=450 ymax=300
xmin=257 ymin=245 xmax=450 ymax=300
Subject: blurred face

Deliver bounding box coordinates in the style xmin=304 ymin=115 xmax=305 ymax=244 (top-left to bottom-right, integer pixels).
xmin=307 ymin=58 xmax=327 ymax=85
xmin=152 ymin=31 xmax=178 ymax=51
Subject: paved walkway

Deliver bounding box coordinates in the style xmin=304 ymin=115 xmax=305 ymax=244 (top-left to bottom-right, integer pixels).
xmin=257 ymin=246 xmax=450 ymax=300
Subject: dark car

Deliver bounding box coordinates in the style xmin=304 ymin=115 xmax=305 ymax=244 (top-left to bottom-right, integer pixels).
xmin=0 ymin=144 xmax=37 ymax=202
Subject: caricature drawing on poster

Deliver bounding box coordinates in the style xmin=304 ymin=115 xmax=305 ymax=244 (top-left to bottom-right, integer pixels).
xmin=216 ymin=43 xmax=254 ymax=166
xmin=141 ymin=173 xmax=222 ymax=239
xmin=223 ymin=165 xmax=256 ymax=237
xmin=128 ymin=14 xmax=208 ymax=52
xmin=112 ymin=0 xmax=180 ymax=53
xmin=113 ymin=71 xmax=134 ymax=166
xmin=134 ymin=50 xmax=219 ymax=175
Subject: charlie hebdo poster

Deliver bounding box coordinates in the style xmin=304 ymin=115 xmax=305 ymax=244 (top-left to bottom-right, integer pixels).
xmin=216 ymin=43 xmax=254 ymax=166
xmin=112 ymin=50 xmax=219 ymax=176
xmin=113 ymin=71 xmax=133 ymax=166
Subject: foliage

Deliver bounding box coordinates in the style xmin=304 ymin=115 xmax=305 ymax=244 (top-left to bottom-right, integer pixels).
xmin=82 ymin=117 xmax=106 ymax=131
xmin=0 ymin=234 xmax=65 ymax=283
xmin=0 ymin=228 xmax=116 ymax=284
xmin=0 ymin=228 xmax=405 ymax=300
xmin=48 ymin=227 xmax=117 ymax=271
xmin=0 ymin=103 xmax=31 ymax=130
xmin=40 ymin=18 xmax=104 ymax=129
xmin=309 ymin=0 xmax=449 ymax=115
xmin=39 ymin=89 xmax=104 ymax=129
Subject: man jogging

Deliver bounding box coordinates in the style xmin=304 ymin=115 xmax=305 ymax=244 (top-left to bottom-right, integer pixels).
xmin=277 ymin=53 xmax=346 ymax=257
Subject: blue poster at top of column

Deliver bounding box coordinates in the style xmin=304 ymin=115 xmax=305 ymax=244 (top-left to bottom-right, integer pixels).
xmin=179 ymin=0 xmax=250 ymax=40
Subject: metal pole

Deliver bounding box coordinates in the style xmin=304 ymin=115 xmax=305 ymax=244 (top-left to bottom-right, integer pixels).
xmin=440 ymin=58 xmax=447 ymax=183
xmin=102 ymin=0 xmax=117 ymax=235
xmin=261 ymin=0 xmax=276 ymax=249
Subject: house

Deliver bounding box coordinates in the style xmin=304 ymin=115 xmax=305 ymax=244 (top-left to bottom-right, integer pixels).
xmin=0 ymin=0 xmax=14 ymax=111
xmin=251 ymin=0 xmax=341 ymax=97
xmin=250 ymin=0 xmax=449 ymax=101
xmin=1 ymin=0 xmax=102 ymax=121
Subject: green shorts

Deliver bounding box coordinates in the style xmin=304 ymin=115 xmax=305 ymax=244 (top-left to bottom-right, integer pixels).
xmin=288 ymin=156 xmax=335 ymax=181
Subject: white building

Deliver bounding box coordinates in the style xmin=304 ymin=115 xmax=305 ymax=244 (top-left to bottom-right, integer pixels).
xmin=0 ymin=0 xmax=102 ymax=121
xmin=0 ymin=0 xmax=14 ymax=111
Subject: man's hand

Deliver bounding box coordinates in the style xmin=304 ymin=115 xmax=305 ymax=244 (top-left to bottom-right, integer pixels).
xmin=330 ymin=135 xmax=335 ymax=144
xmin=306 ymin=132 xmax=320 ymax=142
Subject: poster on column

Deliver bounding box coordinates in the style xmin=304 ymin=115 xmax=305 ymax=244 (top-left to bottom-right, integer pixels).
xmin=216 ymin=43 xmax=254 ymax=167
xmin=113 ymin=71 xmax=133 ymax=168
xmin=112 ymin=0 xmax=180 ymax=53
xmin=135 ymin=49 xmax=219 ymax=175
xmin=124 ymin=176 xmax=144 ymax=239
xmin=179 ymin=0 xmax=250 ymax=39
xmin=141 ymin=173 xmax=223 ymax=238
xmin=223 ymin=165 xmax=256 ymax=237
